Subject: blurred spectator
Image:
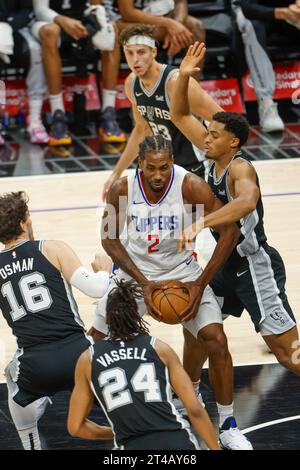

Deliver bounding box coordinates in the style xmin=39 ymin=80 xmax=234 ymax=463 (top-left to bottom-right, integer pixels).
xmin=0 ymin=0 xmax=49 ymax=145
xmin=32 ymin=0 xmax=125 ymax=145
xmin=103 ymin=0 xmax=205 ymax=57
xmin=234 ymin=0 xmax=300 ymax=132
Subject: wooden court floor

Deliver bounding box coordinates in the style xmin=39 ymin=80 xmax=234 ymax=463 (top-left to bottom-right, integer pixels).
xmin=0 ymin=159 xmax=300 ymax=379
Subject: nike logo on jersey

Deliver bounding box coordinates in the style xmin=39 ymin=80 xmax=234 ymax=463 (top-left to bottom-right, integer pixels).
xmin=190 ymin=163 xmax=204 ymax=173
xmin=155 ymin=95 xmax=164 ymax=101
xmin=237 ymin=270 xmax=248 ymax=277
xmin=208 ymin=173 xmax=213 ymax=178
xmin=132 ymin=201 xmax=144 ymax=205
xmin=135 ymin=92 xmax=143 ymax=97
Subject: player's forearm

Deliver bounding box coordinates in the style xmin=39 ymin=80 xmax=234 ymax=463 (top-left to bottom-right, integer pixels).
xmin=189 ymin=409 xmax=220 ymax=450
xmin=196 ymin=225 xmax=240 ymax=288
xmin=204 ymin=198 xmax=256 ymax=230
xmin=170 ymin=72 xmax=191 ymax=120
xmin=70 ymin=419 xmax=113 ymax=440
xmin=101 ymin=239 xmax=148 ymax=285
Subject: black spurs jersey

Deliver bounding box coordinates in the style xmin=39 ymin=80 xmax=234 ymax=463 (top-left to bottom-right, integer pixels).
xmin=0 ymin=240 xmax=85 ymax=349
xmin=90 ymin=334 xmax=190 ymax=448
xmin=132 ymin=65 xmax=204 ymax=172
xmin=208 ymin=151 xmax=267 ymax=258
xmin=50 ymin=0 xmax=86 ymax=18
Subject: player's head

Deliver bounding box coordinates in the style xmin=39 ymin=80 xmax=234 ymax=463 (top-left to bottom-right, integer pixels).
xmin=204 ymin=112 xmax=250 ymax=160
xmin=106 ymin=279 xmax=149 ymax=341
xmin=0 ymin=191 xmax=34 ymax=244
xmin=138 ymin=135 xmax=174 ymax=193
xmin=121 ymin=24 xmax=157 ymax=77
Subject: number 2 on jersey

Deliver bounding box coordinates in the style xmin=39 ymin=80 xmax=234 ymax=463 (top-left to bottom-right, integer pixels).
xmin=148 ymin=234 xmax=160 ymax=253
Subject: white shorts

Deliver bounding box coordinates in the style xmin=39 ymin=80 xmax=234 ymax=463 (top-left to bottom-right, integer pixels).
xmin=93 ymin=260 xmax=222 ymax=338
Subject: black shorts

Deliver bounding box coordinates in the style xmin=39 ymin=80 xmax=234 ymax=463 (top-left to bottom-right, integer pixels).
xmin=210 ymin=244 xmax=296 ymax=335
xmin=6 ymin=333 xmax=92 ymax=407
xmin=122 ymin=429 xmax=198 ymax=450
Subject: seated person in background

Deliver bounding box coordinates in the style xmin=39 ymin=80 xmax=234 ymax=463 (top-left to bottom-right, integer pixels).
xmin=103 ymin=0 xmax=205 ymax=58
xmin=32 ymin=0 xmax=125 ymax=145
xmin=236 ymin=0 xmax=300 ymax=133
xmin=0 ymin=0 xmax=49 ymax=145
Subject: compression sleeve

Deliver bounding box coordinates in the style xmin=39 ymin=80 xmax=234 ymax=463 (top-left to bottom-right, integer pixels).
xmin=70 ymin=267 xmax=110 ymax=298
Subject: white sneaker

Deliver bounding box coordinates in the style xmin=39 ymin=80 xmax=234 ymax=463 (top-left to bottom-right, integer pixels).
xmin=173 ymin=391 xmax=205 ymax=416
xmin=258 ymin=99 xmax=284 ymax=133
xmin=219 ymin=417 xmax=253 ymax=450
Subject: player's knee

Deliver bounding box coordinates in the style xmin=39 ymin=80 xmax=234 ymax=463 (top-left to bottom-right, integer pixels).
xmin=201 ymin=328 xmax=229 ymax=356
xmin=39 ymin=23 xmax=61 ymax=44
xmin=276 ymin=350 xmax=300 ymax=373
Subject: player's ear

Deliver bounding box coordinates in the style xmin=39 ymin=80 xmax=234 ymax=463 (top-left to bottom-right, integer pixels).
xmin=230 ymin=137 xmax=240 ymax=149
xmin=152 ymin=47 xmax=157 ymax=59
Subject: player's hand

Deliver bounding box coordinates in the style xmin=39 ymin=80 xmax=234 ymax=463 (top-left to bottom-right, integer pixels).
xmin=178 ymin=220 xmax=203 ymax=253
xmin=164 ymin=18 xmax=193 ymax=51
xmin=163 ymin=33 xmax=182 ymax=57
xmin=102 ymin=173 xmax=119 ymax=202
xmin=179 ymin=41 xmax=206 ymax=78
xmin=142 ymin=281 xmax=165 ymax=322
xmin=57 ymin=16 xmax=88 ymax=40
xmin=92 ymin=253 xmax=112 ymax=273
xmin=179 ymin=281 xmax=205 ymax=322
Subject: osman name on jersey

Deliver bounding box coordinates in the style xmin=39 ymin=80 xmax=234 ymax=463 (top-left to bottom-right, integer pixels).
xmin=0 ymin=258 xmax=34 ymax=279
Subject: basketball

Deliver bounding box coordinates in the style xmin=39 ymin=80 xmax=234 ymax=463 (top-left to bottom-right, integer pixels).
xmin=152 ymin=280 xmax=190 ymax=324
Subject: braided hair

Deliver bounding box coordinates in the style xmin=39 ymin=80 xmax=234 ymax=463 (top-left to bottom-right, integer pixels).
xmin=106 ymin=279 xmax=149 ymax=342
xmin=138 ymin=135 xmax=173 ymax=161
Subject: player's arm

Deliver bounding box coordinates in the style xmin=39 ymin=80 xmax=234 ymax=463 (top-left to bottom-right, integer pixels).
xmin=68 ymin=350 xmax=113 ymax=440
xmin=156 ymin=339 xmax=220 ymax=450
xmin=168 ymin=73 xmax=222 ymax=123
xmin=203 ymin=160 xmax=260 ymax=229
xmin=101 ymin=179 xmax=163 ymax=319
xmin=180 ymin=174 xmax=240 ymax=320
xmin=102 ymin=74 xmax=152 ymax=201
xmin=43 ymin=241 xmax=111 ymax=298
xmin=170 ymin=42 xmax=218 ymax=148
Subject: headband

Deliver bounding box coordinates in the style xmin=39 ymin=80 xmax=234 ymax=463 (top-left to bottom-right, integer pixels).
xmin=124 ymin=35 xmax=156 ymax=48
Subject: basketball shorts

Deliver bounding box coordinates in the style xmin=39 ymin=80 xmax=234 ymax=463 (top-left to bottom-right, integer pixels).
xmin=120 ymin=429 xmax=199 ymax=450
xmin=210 ymin=244 xmax=296 ymax=336
xmin=94 ymin=257 xmax=222 ymax=338
xmin=5 ymin=332 xmax=93 ymax=407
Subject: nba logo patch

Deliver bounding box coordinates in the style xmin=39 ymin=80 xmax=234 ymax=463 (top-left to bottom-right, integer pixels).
xmin=12 ymin=251 xmax=16 ymax=259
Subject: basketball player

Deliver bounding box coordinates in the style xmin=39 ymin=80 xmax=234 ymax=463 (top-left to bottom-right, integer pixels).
xmin=172 ymin=42 xmax=300 ymax=377
xmin=90 ymin=135 xmax=252 ymax=449
xmin=102 ymin=24 xmax=222 ymax=201
xmin=0 ymin=191 xmax=111 ymax=450
xmin=68 ymin=279 xmax=220 ymax=450
xmin=32 ymin=0 xmax=125 ymax=145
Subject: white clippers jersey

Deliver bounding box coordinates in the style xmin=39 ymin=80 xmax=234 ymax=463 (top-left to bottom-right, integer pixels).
xmin=119 ymin=165 xmax=200 ymax=279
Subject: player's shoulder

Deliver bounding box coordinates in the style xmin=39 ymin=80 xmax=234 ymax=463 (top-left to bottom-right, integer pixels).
xmin=154 ymin=337 xmax=176 ymax=364
xmin=229 ymin=155 xmax=256 ymax=177
xmin=124 ymin=73 xmax=135 ymax=96
xmin=107 ymin=176 xmax=128 ymax=202
xmin=183 ymin=171 xmax=208 ymax=192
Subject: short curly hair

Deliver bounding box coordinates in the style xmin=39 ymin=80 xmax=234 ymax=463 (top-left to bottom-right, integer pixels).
xmin=120 ymin=24 xmax=156 ymax=47
xmin=212 ymin=112 xmax=250 ymax=147
xmin=0 ymin=191 xmax=29 ymax=243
